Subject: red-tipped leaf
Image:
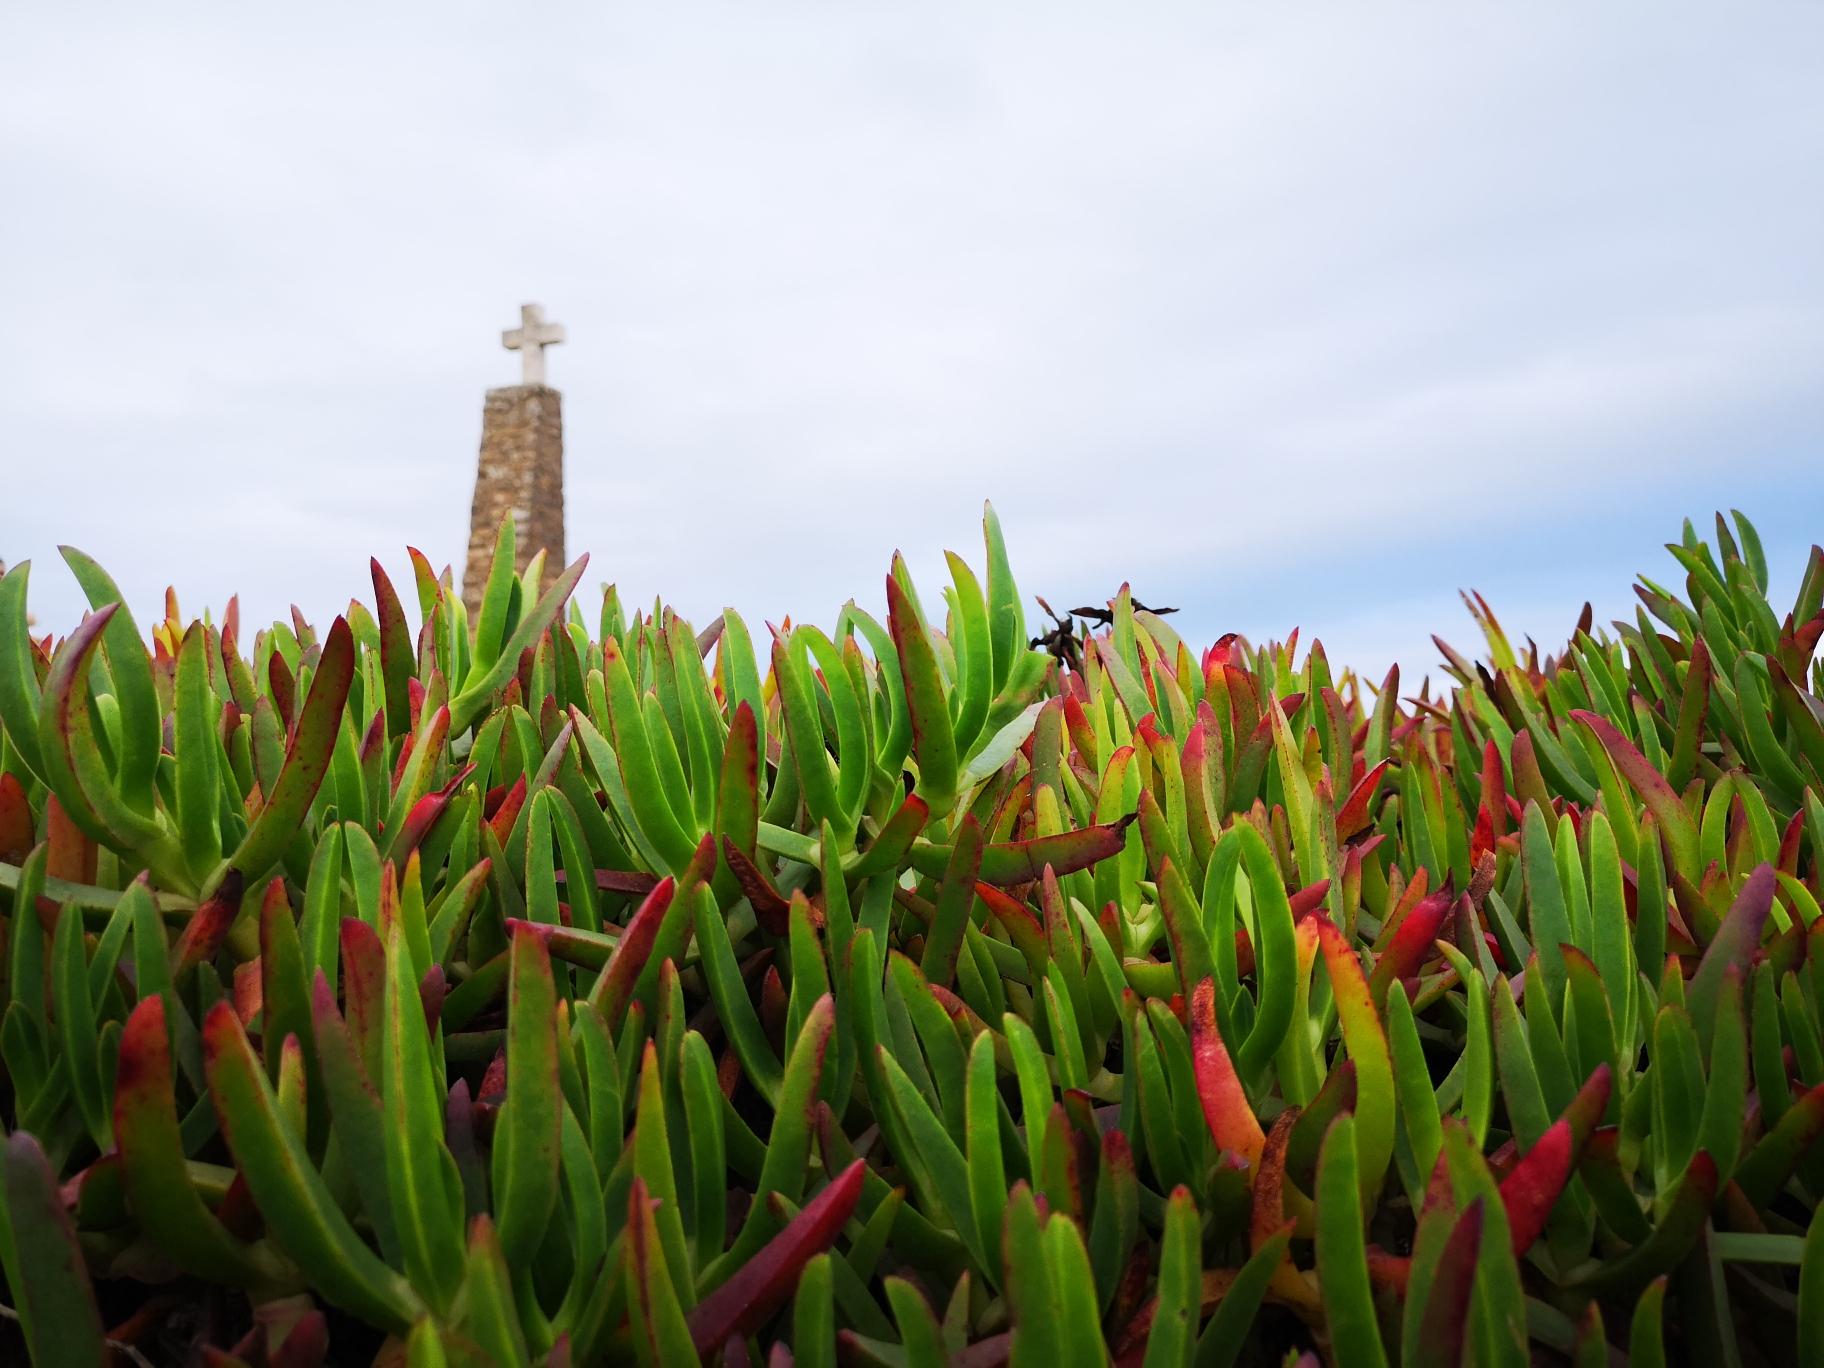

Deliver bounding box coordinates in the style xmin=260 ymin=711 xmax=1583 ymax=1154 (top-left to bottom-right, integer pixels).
xmin=1499 ymin=1063 xmax=1610 ymax=1254
xmin=685 ymin=1158 xmax=867 ymax=1355
xmin=587 ymin=875 xmax=675 ymax=1030
xmin=911 ymin=816 xmax=1136 ymax=886
xmin=1414 ymin=1197 xmax=1484 ymax=1368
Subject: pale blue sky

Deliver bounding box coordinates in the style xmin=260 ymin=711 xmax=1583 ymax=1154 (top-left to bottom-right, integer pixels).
xmin=3 ymin=4 xmax=1819 ymax=686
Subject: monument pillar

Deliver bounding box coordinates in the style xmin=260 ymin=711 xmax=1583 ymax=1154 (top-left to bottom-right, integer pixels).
xmin=463 ymin=304 xmax=567 ymax=615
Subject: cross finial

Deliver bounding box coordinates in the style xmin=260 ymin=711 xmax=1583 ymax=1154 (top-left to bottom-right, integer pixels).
xmin=502 ymin=303 xmax=565 ymax=387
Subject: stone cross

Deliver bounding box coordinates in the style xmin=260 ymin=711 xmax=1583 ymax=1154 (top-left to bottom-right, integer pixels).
xmin=502 ymin=303 xmax=565 ymax=387
xmin=466 ymin=305 xmax=567 ymax=614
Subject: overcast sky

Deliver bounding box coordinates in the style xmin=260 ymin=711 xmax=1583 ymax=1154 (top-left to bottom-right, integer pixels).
xmin=3 ymin=4 xmax=1820 ymax=686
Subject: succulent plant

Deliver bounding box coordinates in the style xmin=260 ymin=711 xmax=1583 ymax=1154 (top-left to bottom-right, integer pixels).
xmin=0 ymin=506 xmax=1818 ymax=1366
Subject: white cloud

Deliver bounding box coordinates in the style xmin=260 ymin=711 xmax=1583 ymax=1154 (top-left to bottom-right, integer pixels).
xmin=1 ymin=3 xmax=1817 ymax=686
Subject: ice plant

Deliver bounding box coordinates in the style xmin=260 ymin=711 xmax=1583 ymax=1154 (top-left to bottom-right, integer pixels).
xmin=0 ymin=506 xmax=1816 ymax=1365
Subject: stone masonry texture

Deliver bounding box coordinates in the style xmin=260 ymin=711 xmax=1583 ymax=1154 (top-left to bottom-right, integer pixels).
xmin=463 ymin=384 xmax=564 ymax=616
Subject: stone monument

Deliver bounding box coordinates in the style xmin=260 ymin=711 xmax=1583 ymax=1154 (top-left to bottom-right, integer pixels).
xmin=463 ymin=303 xmax=567 ymax=615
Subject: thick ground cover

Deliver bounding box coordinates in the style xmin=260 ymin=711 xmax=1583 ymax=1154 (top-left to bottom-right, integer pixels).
xmin=0 ymin=507 xmax=1820 ymax=1367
